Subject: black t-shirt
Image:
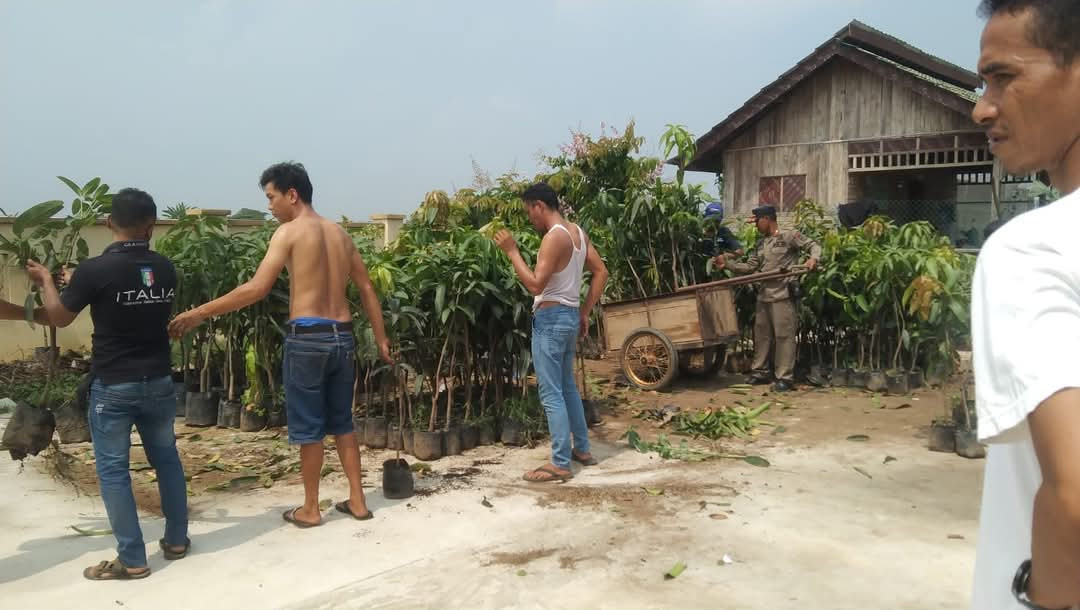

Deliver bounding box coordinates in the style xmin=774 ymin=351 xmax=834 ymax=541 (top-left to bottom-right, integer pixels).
xmin=714 ymin=226 xmax=744 ymax=253
xmin=61 ymin=241 xmax=176 ymax=385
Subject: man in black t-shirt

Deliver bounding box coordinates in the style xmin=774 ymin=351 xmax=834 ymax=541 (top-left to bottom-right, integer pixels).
xmin=27 ymin=188 xmax=189 ymax=581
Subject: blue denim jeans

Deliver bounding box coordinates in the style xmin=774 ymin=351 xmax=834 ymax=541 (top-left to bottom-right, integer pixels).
xmin=531 ymin=305 xmax=590 ymax=469
xmin=283 ymin=331 xmax=356 ymax=445
xmin=88 ymin=376 xmax=188 ymax=567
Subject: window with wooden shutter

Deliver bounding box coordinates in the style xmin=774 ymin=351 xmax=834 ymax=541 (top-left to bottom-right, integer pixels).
xmin=781 ymin=175 xmax=806 ymax=211
xmin=759 ymin=174 xmax=807 ymax=211
xmin=759 ymin=177 xmax=781 ymax=206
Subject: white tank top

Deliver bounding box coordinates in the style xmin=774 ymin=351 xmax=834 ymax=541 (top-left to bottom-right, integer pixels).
xmin=534 ymin=223 xmax=587 ymax=310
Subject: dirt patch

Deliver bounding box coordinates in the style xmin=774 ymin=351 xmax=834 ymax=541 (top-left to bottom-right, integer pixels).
xmin=46 ymin=426 xmax=308 ymax=514
xmin=484 ymin=547 xmax=558 ymax=567
xmin=583 ymin=357 xmax=947 ymax=452
xmin=558 ymin=555 xmax=578 ymax=570
xmin=524 ymin=476 xmax=738 ymax=523
xmin=412 ymin=465 xmax=489 ymax=497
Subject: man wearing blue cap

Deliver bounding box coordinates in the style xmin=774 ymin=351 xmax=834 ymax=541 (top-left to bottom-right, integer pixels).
xmin=702 ymin=201 xmax=744 ymax=260
xmin=715 ymin=204 xmax=820 ymax=392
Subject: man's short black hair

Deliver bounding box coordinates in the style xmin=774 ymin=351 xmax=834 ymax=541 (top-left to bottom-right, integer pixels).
xmin=260 ymin=162 xmax=313 ymax=204
xmin=978 ymin=0 xmax=1080 ymax=65
xmin=521 ymin=182 xmax=560 ymax=211
xmin=110 ymin=188 xmax=157 ymax=229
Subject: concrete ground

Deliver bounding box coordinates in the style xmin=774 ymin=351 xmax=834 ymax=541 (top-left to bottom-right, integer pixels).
xmin=0 ymin=377 xmax=984 ymax=610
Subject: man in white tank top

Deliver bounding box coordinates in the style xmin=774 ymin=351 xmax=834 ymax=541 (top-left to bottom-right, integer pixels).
xmin=494 ymin=183 xmax=609 ymax=483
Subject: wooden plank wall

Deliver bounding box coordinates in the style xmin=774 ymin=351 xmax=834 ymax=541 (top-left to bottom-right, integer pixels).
xmin=721 ymin=57 xmax=976 ymax=212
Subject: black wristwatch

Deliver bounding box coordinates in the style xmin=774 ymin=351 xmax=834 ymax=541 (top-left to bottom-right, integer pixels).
xmin=1013 ymin=559 xmax=1070 ymax=610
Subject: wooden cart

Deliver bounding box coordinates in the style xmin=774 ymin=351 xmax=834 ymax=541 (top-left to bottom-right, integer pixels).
xmin=600 ymin=268 xmax=806 ymax=391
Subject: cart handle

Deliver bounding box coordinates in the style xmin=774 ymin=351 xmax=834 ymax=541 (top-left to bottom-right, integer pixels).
xmin=675 ymin=266 xmax=809 ymax=293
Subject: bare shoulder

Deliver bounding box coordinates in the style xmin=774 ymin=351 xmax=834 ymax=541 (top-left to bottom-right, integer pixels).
xmin=542 ymin=224 xmax=573 ymax=247
xmin=270 ymin=221 xmax=297 ymax=245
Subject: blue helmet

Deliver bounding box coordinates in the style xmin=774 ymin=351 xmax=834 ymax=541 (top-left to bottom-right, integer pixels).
xmin=703 ymin=202 xmax=724 ymax=221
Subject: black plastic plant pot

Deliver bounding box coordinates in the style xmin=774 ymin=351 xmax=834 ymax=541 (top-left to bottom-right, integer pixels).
xmin=388 ymin=425 xmax=404 ymax=450
xmin=884 ymin=370 xmax=910 ymax=396
xmin=954 ymin=428 xmax=986 ymax=459
xmin=412 ymin=430 xmax=444 ymax=461
xmin=478 ymin=423 xmax=497 ymax=446
xmin=2 ymin=402 xmax=56 ymax=460
xmin=382 ymin=458 xmax=414 ymax=499
xmin=444 ymin=426 xmax=463 ymax=456
xmin=460 ymin=424 xmax=479 ymax=450
xmin=240 ymin=406 xmax=267 ymax=432
xmin=928 ymin=421 xmax=956 ymax=453
xmin=185 ymin=391 xmax=219 ymax=427
xmin=365 ymin=417 xmax=388 ymax=449
xmin=500 ymin=420 xmax=525 ymax=446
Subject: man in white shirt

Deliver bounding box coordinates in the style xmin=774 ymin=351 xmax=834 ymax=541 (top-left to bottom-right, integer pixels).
xmin=970 ymin=1 xmax=1080 ymax=608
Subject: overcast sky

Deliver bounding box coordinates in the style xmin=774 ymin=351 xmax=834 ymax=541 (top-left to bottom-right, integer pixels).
xmin=0 ymin=0 xmax=986 ymax=220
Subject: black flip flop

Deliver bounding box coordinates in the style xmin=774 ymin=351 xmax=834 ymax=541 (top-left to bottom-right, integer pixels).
xmin=282 ymin=507 xmax=322 ymax=528
xmin=159 ymin=537 xmax=191 ymax=560
xmin=335 ymin=501 xmax=374 ymax=521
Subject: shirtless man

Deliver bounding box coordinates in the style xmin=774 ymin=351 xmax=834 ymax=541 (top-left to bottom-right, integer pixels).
xmin=170 ymin=162 xmax=392 ymax=528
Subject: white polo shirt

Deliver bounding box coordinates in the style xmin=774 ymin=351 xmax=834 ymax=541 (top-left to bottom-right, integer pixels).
xmin=970 ymin=187 xmax=1080 ymax=609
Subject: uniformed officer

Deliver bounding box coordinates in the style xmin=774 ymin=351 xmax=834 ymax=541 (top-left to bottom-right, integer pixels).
xmin=714 ymin=205 xmax=821 ymax=392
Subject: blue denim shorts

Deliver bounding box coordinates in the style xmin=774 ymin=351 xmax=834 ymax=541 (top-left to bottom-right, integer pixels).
xmin=283 ymin=331 xmax=355 ymax=444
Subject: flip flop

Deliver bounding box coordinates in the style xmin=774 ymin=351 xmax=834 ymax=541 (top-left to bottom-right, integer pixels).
xmin=83 ymin=559 xmax=151 ymax=581
xmin=523 ymin=465 xmax=573 ymax=483
xmin=572 ymin=452 xmax=598 ymax=466
xmin=334 ymin=501 xmax=374 ymax=521
xmin=159 ymin=537 xmax=190 ymax=560
xmin=282 ymin=507 xmax=322 ymax=528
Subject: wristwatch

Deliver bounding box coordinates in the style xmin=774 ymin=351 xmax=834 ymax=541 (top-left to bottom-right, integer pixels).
xmin=1013 ymin=559 xmax=1070 ymax=610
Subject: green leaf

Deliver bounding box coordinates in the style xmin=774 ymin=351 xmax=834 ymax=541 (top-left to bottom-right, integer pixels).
xmin=435 ymin=284 xmax=446 ymax=315
xmin=23 ymin=293 xmax=36 ymax=326
xmin=742 ymin=455 xmax=770 ymax=467
xmin=207 ymin=475 xmax=260 ymax=491
xmin=14 ymin=200 xmax=64 ymax=236
xmin=664 ymin=561 xmax=686 ymax=580
xmin=642 ymin=487 xmax=664 ymax=496
xmin=846 ymin=434 xmax=870 ymax=442
xmin=83 ymin=177 xmax=101 ymax=196
xmin=58 ymin=176 xmax=82 ymax=195
xmin=70 ymin=525 xmax=113 ymax=536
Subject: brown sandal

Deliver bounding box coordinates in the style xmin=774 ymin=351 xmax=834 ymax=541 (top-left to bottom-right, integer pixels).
xmin=83 ymin=559 xmax=151 ymax=581
xmin=572 ymin=452 xmax=598 ymax=466
xmin=160 ymin=537 xmax=190 ymax=560
xmin=523 ymin=465 xmax=573 ymax=483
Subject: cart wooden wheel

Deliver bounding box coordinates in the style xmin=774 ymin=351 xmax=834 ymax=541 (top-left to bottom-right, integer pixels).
xmin=620 ymin=328 xmax=679 ymax=391
xmin=678 ymin=345 xmax=726 ymax=378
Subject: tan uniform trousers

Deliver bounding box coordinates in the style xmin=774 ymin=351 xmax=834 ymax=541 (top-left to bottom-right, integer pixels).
xmin=751 ymin=298 xmax=797 ymax=383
